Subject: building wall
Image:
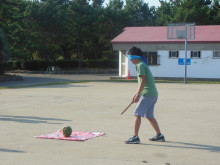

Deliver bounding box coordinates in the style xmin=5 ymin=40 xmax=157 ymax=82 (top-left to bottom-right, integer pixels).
xmin=187 ymin=51 xmax=220 ymax=78
xmin=119 ymin=51 xmax=122 ymax=76
xmin=112 ymin=43 xmax=220 ymax=51
xmin=119 ymin=51 xmax=128 ymax=77
xmin=124 ymin=50 xmax=220 ymax=79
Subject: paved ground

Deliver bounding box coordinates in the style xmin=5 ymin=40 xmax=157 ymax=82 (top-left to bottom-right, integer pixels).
xmin=0 ymin=74 xmax=220 ymax=165
xmin=0 ymin=73 xmax=116 ymax=87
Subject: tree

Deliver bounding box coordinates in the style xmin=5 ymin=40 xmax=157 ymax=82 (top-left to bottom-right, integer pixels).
xmin=210 ymin=0 xmax=220 ymax=24
xmin=124 ymin=0 xmax=155 ymax=26
xmin=24 ymin=0 xmax=73 ymax=61
xmin=174 ymin=0 xmax=212 ymax=25
xmin=155 ymin=0 xmax=174 ymax=25
xmin=155 ymin=0 xmax=215 ymax=25
xmin=66 ymin=0 xmax=96 ymax=64
xmin=1 ymin=0 xmax=219 ymax=71
xmin=94 ymin=0 xmax=128 ymax=59
xmin=92 ymin=0 xmax=104 ymax=9
xmin=0 ymin=0 xmax=27 ymax=63
xmin=0 ymin=29 xmax=9 ymax=74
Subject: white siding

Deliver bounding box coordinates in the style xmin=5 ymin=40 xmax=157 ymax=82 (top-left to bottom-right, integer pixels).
xmin=151 ymin=50 xmax=190 ymax=78
xmin=119 ymin=51 xmax=122 ymax=76
xmin=127 ymin=58 xmax=136 ymax=76
xmin=188 ymin=51 xmax=220 ymax=78
xmin=124 ymin=50 xmax=220 ymax=79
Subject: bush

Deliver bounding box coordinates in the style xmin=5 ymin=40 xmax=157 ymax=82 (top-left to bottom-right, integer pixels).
xmin=55 ymin=60 xmax=80 ymax=69
xmin=5 ymin=61 xmax=23 ymax=70
xmin=23 ymin=60 xmax=51 ymax=70
xmin=84 ymin=59 xmax=118 ymax=68
xmin=15 ymin=61 xmax=22 ymax=69
xmin=6 ymin=62 xmax=14 ymax=70
xmin=22 ymin=60 xmax=81 ymax=70
xmin=10 ymin=59 xmax=118 ymax=71
xmin=0 ymin=62 xmax=13 ymax=74
xmin=0 ymin=64 xmax=4 ymax=74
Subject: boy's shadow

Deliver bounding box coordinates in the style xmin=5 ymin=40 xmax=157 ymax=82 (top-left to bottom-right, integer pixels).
xmin=140 ymin=141 xmax=220 ymax=153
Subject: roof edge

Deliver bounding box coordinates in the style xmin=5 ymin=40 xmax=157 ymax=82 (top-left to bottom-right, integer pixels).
xmin=111 ymin=41 xmax=220 ymax=44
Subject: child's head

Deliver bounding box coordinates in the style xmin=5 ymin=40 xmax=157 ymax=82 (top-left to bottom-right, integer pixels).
xmin=127 ymin=47 xmax=149 ymax=66
xmin=127 ymin=47 xmax=143 ymax=64
xmin=127 ymin=47 xmax=143 ymax=56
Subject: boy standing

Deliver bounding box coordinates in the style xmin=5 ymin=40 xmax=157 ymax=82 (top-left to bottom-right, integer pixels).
xmin=125 ymin=47 xmax=165 ymax=144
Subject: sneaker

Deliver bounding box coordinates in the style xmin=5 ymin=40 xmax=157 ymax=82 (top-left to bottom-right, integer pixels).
xmin=149 ymin=134 xmax=165 ymax=142
xmin=124 ymin=136 xmax=140 ymax=144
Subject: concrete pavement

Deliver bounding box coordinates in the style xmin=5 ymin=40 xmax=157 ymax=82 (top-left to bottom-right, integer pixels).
xmin=0 ymin=73 xmax=116 ymax=87
xmin=0 ymin=77 xmax=220 ymax=165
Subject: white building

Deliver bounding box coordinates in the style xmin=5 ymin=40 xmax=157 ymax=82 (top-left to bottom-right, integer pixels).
xmin=111 ymin=25 xmax=220 ymax=80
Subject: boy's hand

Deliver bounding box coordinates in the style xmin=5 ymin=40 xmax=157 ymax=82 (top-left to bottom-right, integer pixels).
xmin=133 ymin=94 xmax=140 ymax=103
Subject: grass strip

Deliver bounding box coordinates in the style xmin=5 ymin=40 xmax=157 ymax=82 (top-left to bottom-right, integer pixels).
xmin=0 ymin=79 xmax=220 ymax=90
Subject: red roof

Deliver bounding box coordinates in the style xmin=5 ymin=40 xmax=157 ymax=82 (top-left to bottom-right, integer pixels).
xmin=111 ymin=25 xmax=220 ymax=44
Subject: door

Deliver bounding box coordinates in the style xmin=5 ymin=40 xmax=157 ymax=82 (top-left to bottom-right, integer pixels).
xmin=121 ymin=51 xmax=126 ymax=77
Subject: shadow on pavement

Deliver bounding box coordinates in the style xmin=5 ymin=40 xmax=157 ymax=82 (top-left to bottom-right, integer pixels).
xmin=140 ymin=141 xmax=220 ymax=153
xmin=0 ymin=148 xmax=25 ymax=153
xmin=0 ymin=75 xmax=77 ymax=87
xmin=0 ymin=74 xmax=112 ymax=88
xmin=0 ymin=115 xmax=71 ymax=124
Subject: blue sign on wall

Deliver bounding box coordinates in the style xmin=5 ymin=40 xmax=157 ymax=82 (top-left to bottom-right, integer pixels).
xmin=178 ymin=58 xmax=191 ymax=65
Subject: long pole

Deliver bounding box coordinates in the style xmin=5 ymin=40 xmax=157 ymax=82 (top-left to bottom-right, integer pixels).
xmin=121 ymin=101 xmax=133 ymax=115
xmin=184 ymin=25 xmax=188 ymax=84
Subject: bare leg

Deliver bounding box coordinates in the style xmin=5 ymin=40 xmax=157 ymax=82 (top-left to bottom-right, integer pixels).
xmin=147 ymin=118 xmax=161 ymax=134
xmin=134 ymin=115 xmax=141 ymax=136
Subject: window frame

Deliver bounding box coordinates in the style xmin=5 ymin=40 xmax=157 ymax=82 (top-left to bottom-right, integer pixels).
xmin=191 ymin=51 xmax=201 ymax=58
xmin=213 ymin=51 xmax=220 ymax=59
xmin=143 ymin=52 xmax=158 ymax=65
xmin=169 ymin=51 xmax=179 ymax=58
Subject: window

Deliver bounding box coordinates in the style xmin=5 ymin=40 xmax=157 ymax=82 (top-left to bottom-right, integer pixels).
xmin=143 ymin=52 xmax=158 ymax=65
xmin=213 ymin=51 xmax=220 ymax=59
xmin=191 ymin=51 xmax=201 ymax=58
xmin=169 ymin=51 xmax=179 ymax=58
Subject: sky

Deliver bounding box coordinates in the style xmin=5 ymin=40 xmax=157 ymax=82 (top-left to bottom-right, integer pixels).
xmin=104 ymin=0 xmax=162 ymax=7
xmin=144 ymin=0 xmax=161 ymax=7
xmin=35 ymin=0 xmax=162 ymax=8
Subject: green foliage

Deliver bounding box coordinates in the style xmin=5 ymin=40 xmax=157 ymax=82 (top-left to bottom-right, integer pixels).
xmin=0 ymin=0 xmax=219 ymax=71
xmin=21 ymin=59 xmax=118 ymax=70
xmin=124 ymin=0 xmax=155 ymax=26
xmin=0 ymin=0 xmax=28 ymax=63
xmin=157 ymin=0 xmax=219 ymax=25
xmin=0 ymin=29 xmax=10 ymax=74
xmin=84 ymin=59 xmax=118 ymax=68
xmin=174 ymin=0 xmax=212 ymax=25
xmin=210 ymin=0 xmax=220 ymax=24
xmin=23 ymin=60 xmax=51 ymax=71
xmin=22 ymin=60 xmax=82 ymax=70
xmin=155 ymin=1 xmax=174 ymax=25
xmin=56 ymin=60 xmax=82 ymax=68
xmin=4 ymin=61 xmax=22 ymax=70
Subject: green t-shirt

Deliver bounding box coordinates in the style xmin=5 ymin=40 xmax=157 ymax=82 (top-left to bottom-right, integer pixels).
xmin=136 ymin=60 xmax=158 ymax=97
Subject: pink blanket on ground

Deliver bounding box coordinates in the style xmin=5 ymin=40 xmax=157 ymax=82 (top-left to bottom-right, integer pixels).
xmin=34 ymin=129 xmax=104 ymax=141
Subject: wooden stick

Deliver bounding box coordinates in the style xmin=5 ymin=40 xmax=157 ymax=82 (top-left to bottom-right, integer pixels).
xmin=121 ymin=101 xmax=133 ymax=115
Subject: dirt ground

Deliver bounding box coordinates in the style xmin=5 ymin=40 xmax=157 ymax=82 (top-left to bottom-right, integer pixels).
xmin=0 ymin=78 xmax=220 ymax=165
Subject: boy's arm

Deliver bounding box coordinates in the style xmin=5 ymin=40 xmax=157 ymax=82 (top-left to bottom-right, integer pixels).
xmin=133 ymin=75 xmax=146 ymax=103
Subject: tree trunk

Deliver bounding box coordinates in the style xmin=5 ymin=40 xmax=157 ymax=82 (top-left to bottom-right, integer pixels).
xmin=77 ymin=41 xmax=82 ymax=68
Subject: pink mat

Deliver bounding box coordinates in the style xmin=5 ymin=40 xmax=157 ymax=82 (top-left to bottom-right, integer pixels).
xmin=34 ymin=129 xmax=104 ymax=141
